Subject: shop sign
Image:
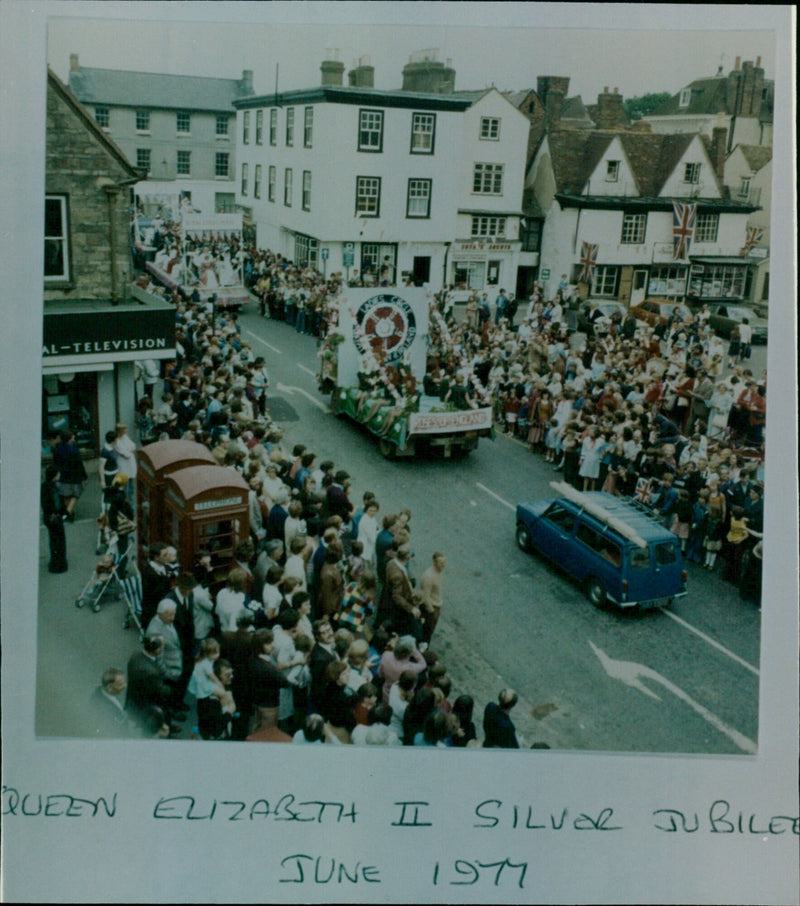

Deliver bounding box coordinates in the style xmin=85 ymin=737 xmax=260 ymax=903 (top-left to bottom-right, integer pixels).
xmin=43 ymin=308 xmax=175 ymax=358
xmin=195 ymin=497 xmax=242 ymax=512
xmin=452 ymin=240 xmax=513 ymax=254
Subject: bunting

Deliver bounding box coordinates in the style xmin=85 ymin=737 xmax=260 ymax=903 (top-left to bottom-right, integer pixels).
xmin=579 ymin=241 xmax=598 ymax=284
xmin=672 ymin=202 xmax=697 ymax=260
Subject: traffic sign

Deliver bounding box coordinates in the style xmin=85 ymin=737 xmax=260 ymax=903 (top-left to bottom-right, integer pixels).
xmin=343 ymin=241 xmax=355 ymax=267
xmin=321 ymin=248 xmax=329 ymax=260
xmin=541 ymin=267 xmax=551 ymax=280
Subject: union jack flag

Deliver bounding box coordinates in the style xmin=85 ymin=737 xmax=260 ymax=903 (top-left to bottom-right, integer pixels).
xmin=579 ymin=241 xmax=598 ymax=284
xmin=634 ymin=477 xmax=653 ymax=505
xmin=739 ymin=226 xmax=764 ymax=257
xmin=672 ymin=202 xmax=697 ymax=260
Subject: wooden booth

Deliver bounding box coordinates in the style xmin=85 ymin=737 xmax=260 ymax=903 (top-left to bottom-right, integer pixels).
xmin=136 ymin=440 xmax=217 ymax=571
xmin=161 ymin=465 xmax=250 ymax=586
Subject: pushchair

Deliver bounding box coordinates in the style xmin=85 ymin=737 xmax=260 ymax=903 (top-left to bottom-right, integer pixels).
xmin=74 ymin=541 xmax=130 ymax=614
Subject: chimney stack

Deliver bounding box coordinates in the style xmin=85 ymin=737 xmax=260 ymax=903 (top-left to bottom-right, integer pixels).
xmin=711 ymin=125 xmax=727 ymax=181
xmin=595 ymin=86 xmax=625 ymax=129
xmin=348 ymin=54 xmax=375 ymax=88
xmin=70 ymin=53 xmax=79 ymax=72
xmin=239 ymin=69 xmax=254 ymax=95
xmin=734 ymin=56 xmax=741 ymax=69
xmin=756 ymin=55 xmax=761 ymax=67
xmin=321 ymin=49 xmax=344 ymax=87
xmin=402 ymin=49 xmax=455 ymax=94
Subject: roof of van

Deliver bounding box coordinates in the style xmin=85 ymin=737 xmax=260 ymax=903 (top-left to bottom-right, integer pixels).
xmin=574 ymin=491 xmax=676 ymax=544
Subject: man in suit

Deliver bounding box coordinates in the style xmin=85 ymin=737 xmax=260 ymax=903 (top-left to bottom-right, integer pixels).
xmin=126 ymin=635 xmax=180 ymax=732
xmin=145 ymin=601 xmax=186 ymax=717
xmin=163 ymin=572 xmax=199 ymax=702
xmin=483 ymin=689 xmax=520 ymax=748
xmin=308 ymin=618 xmax=336 ymax=712
xmin=140 ymin=543 xmax=177 ymax=629
xmin=89 ymin=668 xmax=133 ymax=738
xmin=380 ymin=544 xmax=422 ymax=641
xmin=325 ymin=471 xmax=354 ymax=526
xmin=221 ymin=610 xmax=256 ymax=739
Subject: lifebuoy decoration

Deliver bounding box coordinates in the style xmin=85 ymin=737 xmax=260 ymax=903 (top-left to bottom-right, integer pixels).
xmin=353 ymin=294 xmax=417 ymax=364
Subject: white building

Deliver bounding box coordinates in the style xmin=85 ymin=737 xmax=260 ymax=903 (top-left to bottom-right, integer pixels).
xmin=527 ymin=127 xmax=761 ymax=307
xmin=724 ymin=143 xmax=772 ymax=307
xmin=232 ymin=56 xmax=530 ymax=293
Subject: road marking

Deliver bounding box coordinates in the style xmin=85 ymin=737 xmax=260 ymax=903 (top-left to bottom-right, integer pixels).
xmin=478 ymin=481 xmax=758 ymax=676
xmin=244 ymin=329 xmax=282 ymax=354
xmin=659 ymin=607 xmax=760 ymax=676
xmin=475 ymin=482 xmax=516 ymax=511
xmin=297 ymin=364 xmax=316 ymax=377
xmin=275 ymin=381 xmax=330 ymax=414
xmin=589 ymin=641 xmax=757 ymax=754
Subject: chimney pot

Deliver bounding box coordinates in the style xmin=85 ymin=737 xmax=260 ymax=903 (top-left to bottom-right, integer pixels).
xmin=756 ymin=55 xmax=761 ymax=67
xmin=69 ymin=53 xmax=79 ymax=72
xmin=603 ymin=86 xmax=609 ymax=93
xmin=613 ymin=87 xmax=618 ymax=94
xmin=735 ymin=56 xmax=741 ymax=69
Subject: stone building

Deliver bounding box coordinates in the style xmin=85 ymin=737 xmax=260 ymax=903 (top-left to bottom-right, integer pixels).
xmin=43 ymin=68 xmax=174 ymax=455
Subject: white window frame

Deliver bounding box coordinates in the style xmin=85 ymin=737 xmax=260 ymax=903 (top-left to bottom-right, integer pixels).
xmin=136 ymin=148 xmax=151 ymax=173
xmin=286 ymin=107 xmax=295 ymax=146
xmin=471 ymin=215 xmax=507 ymax=237
xmin=358 ymin=109 xmax=384 ymax=152
xmin=176 ymin=150 xmax=191 ymax=176
xmin=243 ymin=111 xmax=250 ymax=144
xmin=44 ymin=194 xmax=70 ymax=283
xmin=304 ymin=107 xmax=313 ymax=147
xmin=254 ymin=164 xmax=262 ymax=199
xmin=215 ymin=152 xmax=230 ymax=178
xmin=683 ymin=162 xmax=701 ymax=184
xmin=302 ymin=170 xmax=311 ymax=211
xmin=255 ymin=109 xmax=263 ymax=144
xmin=679 ymin=88 xmax=692 ymax=108
xmin=410 ymin=112 xmax=435 ymax=154
xmin=620 ymin=212 xmax=647 ymax=244
xmin=472 ymin=162 xmax=504 ymax=195
xmin=215 ymin=114 xmax=229 ymax=137
xmin=135 ymin=109 xmax=150 ymax=132
xmin=694 ymin=213 xmax=719 ymax=243
xmin=737 ymin=176 xmax=751 ymax=200
xmin=606 ymin=160 xmax=620 ymax=182
xmin=355 ymin=175 xmax=381 ymax=216
xmin=284 ymin=168 xmax=293 ymax=207
xmin=94 ymin=107 xmax=110 ymax=129
xmin=480 ymin=117 xmax=501 ymax=140
xmin=241 ymin=162 xmax=249 ymax=196
xmin=268 ymin=165 xmax=276 ymax=202
xmin=593 ymin=265 xmax=619 ymax=297
xmin=406 ymin=178 xmax=432 ymax=218
xmin=176 ymin=111 xmax=191 ymax=134
xmin=269 ymin=108 xmax=277 ymax=146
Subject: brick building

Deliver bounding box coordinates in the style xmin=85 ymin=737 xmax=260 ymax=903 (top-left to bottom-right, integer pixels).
xmin=43 ymin=68 xmax=174 ymax=455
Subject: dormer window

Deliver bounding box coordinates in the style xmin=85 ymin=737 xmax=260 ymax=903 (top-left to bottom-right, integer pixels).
xmin=606 ymin=160 xmax=620 ymax=182
xmin=684 ymin=162 xmax=701 ymax=184
xmin=679 ymin=88 xmax=692 ymax=108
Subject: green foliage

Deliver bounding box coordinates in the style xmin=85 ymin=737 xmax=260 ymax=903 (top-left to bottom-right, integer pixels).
xmin=624 ymin=92 xmax=672 ymax=120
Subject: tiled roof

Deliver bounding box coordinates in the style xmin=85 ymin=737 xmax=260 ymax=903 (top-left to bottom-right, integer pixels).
xmin=546 ymin=131 xmax=700 ymax=197
xmin=69 ymin=66 xmax=252 ymax=111
xmin=737 ymin=143 xmax=772 ymax=171
xmin=561 ymin=95 xmax=594 ymax=123
xmin=650 ymin=78 xmax=729 ymax=116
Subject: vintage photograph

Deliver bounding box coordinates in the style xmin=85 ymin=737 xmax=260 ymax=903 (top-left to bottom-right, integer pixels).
xmin=36 ymin=12 xmax=775 ymax=756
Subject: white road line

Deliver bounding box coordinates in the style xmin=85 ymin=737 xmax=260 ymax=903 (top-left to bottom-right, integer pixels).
xmin=297 ymin=364 xmax=316 ymax=377
xmin=659 ymin=607 xmax=760 ymax=676
xmin=475 ymin=482 xmax=516 ymax=511
xmin=477 ymin=480 xmax=759 ymax=676
xmin=244 ymin=329 xmax=282 ymax=354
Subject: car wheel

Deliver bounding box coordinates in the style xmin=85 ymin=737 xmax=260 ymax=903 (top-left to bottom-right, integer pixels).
xmin=516 ymin=523 xmax=532 ymax=551
xmin=378 ymin=438 xmax=396 ymax=460
xmin=586 ymin=577 xmax=608 ymax=609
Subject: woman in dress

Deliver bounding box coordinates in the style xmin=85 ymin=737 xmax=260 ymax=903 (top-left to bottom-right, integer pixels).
xmin=113 ymin=422 xmax=137 ymax=505
xmin=527 ymin=388 xmax=551 ymax=453
xmin=579 ymin=425 xmax=606 ymax=491
xmin=215 ymin=567 xmax=250 ymax=632
xmin=702 ymin=477 xmax=727 ymax=571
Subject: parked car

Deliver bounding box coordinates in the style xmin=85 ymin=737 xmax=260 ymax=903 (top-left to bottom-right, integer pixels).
xmin=630 ymin=298 xmax=693 ymax=329
xmin=515 ymin=482 xmax=688 ymax=610
xmin=707 ymin=304 xmax=768 ymax=344
xmin=576 ymin=300 xmax=627 ymax=334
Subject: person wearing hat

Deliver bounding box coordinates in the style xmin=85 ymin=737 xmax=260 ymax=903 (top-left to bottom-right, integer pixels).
xmin=106 ymin=473 xmax=135 ymax=566
xmin=326 ymin=470 xmax=354 ymax=526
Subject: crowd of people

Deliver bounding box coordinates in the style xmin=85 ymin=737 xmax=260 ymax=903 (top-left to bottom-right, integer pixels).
xmin=53 ymin=236 xmax=767 ymax=747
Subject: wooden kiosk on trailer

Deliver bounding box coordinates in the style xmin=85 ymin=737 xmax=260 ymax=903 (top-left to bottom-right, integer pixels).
xmin=135 ymin=440 xmax=217 ymax=572
xmin=161 ymin=465 xmax=250 ymax=586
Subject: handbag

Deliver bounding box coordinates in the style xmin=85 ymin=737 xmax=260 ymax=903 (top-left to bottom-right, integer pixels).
xmin=116 ymin=513 xmax=136 ymax=535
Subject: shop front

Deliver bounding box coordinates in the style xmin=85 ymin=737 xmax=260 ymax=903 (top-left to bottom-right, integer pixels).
xmin=449 ymin=238 xmax=520 ymax=293
xmin=42 ymin=294 xmax=175 ymax=456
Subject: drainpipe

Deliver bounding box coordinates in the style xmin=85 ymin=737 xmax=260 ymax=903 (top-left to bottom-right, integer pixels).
xmin=103 ymin=184 xmax=121 ymax=305
xmin=442 ymin=241 xmax=451 ymax=290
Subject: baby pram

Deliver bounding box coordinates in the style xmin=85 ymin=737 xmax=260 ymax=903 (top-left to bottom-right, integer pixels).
xmin=74 ymin=540 xmax=130 ymax=614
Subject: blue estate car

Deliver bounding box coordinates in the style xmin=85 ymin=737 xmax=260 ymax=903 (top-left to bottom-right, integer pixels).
xmin=516 ymin=483 xmax=688 ymax=610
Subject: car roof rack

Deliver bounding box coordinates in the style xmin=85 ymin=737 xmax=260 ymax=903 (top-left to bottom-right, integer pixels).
xmin=550 ymin=481 xmax=648 ymax=549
